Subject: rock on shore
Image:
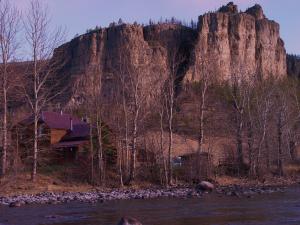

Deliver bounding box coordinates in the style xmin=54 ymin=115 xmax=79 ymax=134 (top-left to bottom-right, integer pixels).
xmin=117 ymin=217 xmax=142 ymax=225
xmin=196 ymin=181 xmax=215 ymax=192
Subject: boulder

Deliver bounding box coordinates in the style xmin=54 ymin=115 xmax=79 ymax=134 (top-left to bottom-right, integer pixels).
xmin=9 ymin=201 xmax=23 ymax=208
xmin=117 ymin=217 xmax=142 ymax=225
xmin=197 ymin=181 xmax=214 ymax=192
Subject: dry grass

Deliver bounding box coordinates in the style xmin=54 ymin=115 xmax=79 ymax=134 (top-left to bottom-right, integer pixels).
xmin=0 ymin=172 xmax=94 ymax=196
xmin=216 ymin=174 xmax=299 ymax=187
xmin=284 ymin=162 xmax=300 ymax=177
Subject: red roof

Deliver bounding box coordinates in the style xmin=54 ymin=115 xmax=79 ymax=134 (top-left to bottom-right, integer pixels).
xmin=61 ymin=123 xmax=90 ymax=141
xmin=41 ymin=111 xmax=83 ymax=130
xmin=20 ymin=111 xmax=85 ymax=129
xmin=19 ymin=111 xmax=91 ymax=147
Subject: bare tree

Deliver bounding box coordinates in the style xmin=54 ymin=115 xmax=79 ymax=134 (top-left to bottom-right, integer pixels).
xmin=127 ymin=62 xmax=146 ymax=183
xmin=276 ymin=103 xmax=285 ymax=176
xmin=23 ymin=0 xmax=65 ymax=181
xmin=158 ymin=95 xmax=168 ymax=186
xmin=192 ymin=53 xmax=214 ymax=180
xmin=0 ymin=0 xmax=20 ymax=177
xmin=164 ymin=57 xmax=176 ymax=185
xmin=223 ymin=71 xmax=249 ymax=176
xmin=87 ymin=62 xmax=105 ymax=185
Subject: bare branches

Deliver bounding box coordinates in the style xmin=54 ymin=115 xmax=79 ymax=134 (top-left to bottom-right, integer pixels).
xmin=21 ymin=0 xmax=66 ymax=181
xmin=0 ymin=0 xmax=20 ymax=177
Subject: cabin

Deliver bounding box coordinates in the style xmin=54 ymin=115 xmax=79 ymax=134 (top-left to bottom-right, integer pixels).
xmin=14 ymin=111 xmax=90 ymax=162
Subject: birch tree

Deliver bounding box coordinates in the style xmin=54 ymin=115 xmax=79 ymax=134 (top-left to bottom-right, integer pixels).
xmin=0 ymin=0 xmax=20 ymax=177
xmin=192 ymin=53 xmax=215 ymax=180
xmin=164 ymin=56 xmax=176 ymax=185
xmin=23 ymin=0 xmax=65 ymax=181
xmin=87 ymin=63 xmax=105 ymax=185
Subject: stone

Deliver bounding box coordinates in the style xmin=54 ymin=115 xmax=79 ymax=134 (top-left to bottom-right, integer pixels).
xmin=9 ymin=201 xmax=23 ymax=208
xmin=197 ymin=181 xmax=215 ymax=192
xmin=117 ymin=217 xmax=142 ymax=225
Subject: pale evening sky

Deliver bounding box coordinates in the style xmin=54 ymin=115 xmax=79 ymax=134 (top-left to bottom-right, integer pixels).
xmin=12 ymin=0 xmax=300 ymax=54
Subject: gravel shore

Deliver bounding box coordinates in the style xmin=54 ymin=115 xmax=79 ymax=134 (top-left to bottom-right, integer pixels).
xmin=0 ymin=185 xmax=288 ymax=207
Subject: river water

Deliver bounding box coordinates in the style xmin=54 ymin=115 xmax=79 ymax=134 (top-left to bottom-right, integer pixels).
xmin=0 ymin=187 xmax=300 ymax=225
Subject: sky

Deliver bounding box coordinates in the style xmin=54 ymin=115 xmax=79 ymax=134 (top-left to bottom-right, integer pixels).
xmin=12 ymin=0 xmax=300 ymax=54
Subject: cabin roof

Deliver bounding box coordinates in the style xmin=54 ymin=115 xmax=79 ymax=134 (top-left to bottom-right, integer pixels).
xmin=19 ymin=111 xmax=84 ymax=130
xmin=62 ymin=123 xmax=90 ymax=141
xmin=18 ymin=111 xmax=90 ymax=143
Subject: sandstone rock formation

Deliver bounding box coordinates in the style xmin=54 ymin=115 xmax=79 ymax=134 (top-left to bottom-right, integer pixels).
xmin=186 ymin=2 xmax=286 ymax=82
xmin=53 ymin=2 xmax=287 ymax=105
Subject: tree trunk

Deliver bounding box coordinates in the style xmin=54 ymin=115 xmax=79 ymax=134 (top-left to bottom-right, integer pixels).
xmin=197 ymin=85 xmax=206 ymax=181
xmin=168 ymin=109 xmax=173 ymax=185
xmin=256 ymin=111 xmax=268 ymax=178
xmin=288 ymin=131 xmax=297 ymax=161
xmin=247 ymin=121 xmax=255 ymax=177
xmin=122 ymin=92 xmax=130 ymax=177
xmin=1 ymin=85 xmax=7 ymax=177
xmin=31 ymin=49 xmax=38 ymax=182
xmin=265 ymin=134 xmax=271 ymax=171
xmin=277 ymin=111 xmax=284 ymax=176
xmin=15 ymin=128 xmax=19 ymax=176
xmin=159 ymin=111 xmax=168 ymax=186
xmin=236 ymin=113 xmax=244 ymax=175
xmin=96 ymin=114 xmax=104 ymax=185
xmin=129 ymin=109 xmax=139 ymax=182
xmin=90 ymin=124 xmax=94 ymax=184
xmin=32 ymin=111 xmax=38 ymax=182
xmin=118 ymin=140 xmax=124 ymax=187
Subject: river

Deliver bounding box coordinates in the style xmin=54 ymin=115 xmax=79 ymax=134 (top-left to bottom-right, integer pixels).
xmin=0 ymin=187 xmax=299 ymax=225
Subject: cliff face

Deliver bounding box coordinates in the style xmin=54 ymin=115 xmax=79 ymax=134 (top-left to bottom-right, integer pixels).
xmin=186 ymin=3 xmax=286 ymax=82
xmin=54 ymin=2 xmax=287 ymax=105
xmin=55 ymin=23 xmax=196 ymax=105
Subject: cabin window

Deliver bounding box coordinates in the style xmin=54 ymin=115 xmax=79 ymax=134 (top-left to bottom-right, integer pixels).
xmin=172 ymin=157 xmax=182 ymax=167
xmin=38 ymin=125 xmax=45 ymax=137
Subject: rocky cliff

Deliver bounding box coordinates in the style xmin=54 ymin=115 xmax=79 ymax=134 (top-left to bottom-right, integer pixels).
xmin=53 ymin=2 xmax=287 ymax=105
xmin=186 ymin=2 xmax=286 ymax=82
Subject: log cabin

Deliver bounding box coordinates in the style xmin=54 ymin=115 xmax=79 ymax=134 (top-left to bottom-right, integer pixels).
xmin=14 ymin=111 xmax=90 ymax=162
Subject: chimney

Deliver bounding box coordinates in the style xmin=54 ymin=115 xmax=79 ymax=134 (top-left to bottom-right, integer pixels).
xmin=70 ymin=118 xmax=73 ymax=131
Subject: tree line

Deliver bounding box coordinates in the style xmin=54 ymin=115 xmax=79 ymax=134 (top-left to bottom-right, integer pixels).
xmin=0 ymin=0 xmax=65 ymax=182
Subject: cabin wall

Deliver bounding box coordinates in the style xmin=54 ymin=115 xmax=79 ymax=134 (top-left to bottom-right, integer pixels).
xmin=50 ymin=129 xmax=67 ymax=144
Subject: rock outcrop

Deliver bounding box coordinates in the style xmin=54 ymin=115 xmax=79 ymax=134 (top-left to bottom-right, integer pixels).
xmin=53 ymin=2 xmax=287 ymax=106
xmin=186 ymin=2 xmax=286 ymax=82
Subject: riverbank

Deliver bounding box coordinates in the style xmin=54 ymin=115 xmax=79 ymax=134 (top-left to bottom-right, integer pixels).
xmin=0 ymin=173 xmax=299 ymax=207
xmin=0 ymin=184 xmax=293 ymax=207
